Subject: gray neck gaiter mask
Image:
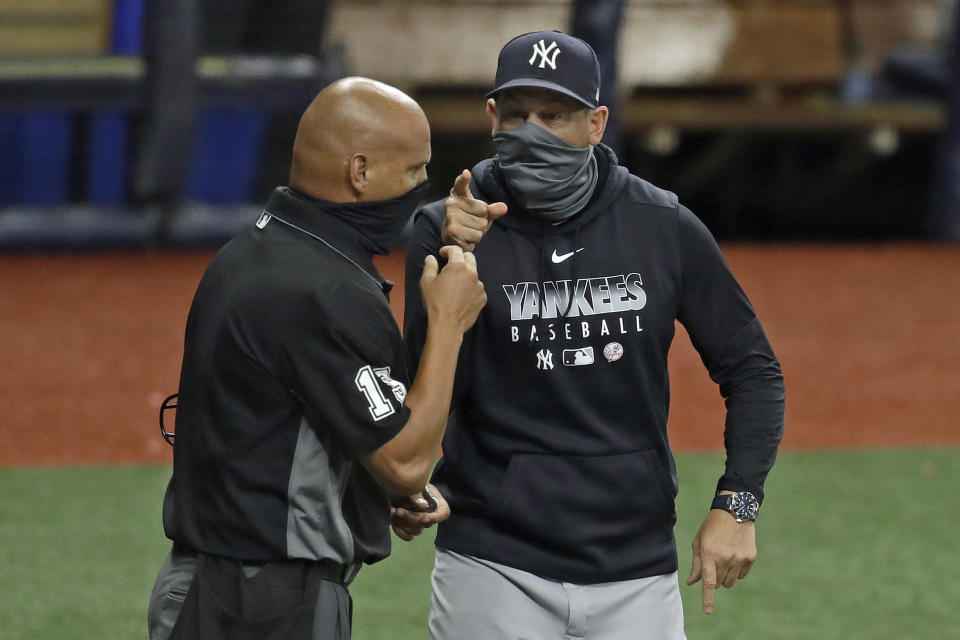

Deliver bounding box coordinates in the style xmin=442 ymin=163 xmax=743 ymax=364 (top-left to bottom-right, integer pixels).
xmin=494 ymin=122 xmax=598 ymax=223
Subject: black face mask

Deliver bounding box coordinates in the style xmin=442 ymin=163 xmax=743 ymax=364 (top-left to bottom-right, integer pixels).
xmin=494 ymin=122 xmax=598 ymax=222
xmin=323 ymin=180 xmax=432 ymax=254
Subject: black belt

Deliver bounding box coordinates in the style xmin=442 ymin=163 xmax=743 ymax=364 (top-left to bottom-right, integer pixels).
xmin=173 ymin=544 xmax=357 ymax=586
xmin=315 ymin=558 xmax=354 ymax=585
xmin=239 ymin=557 xmax=354 ymax=585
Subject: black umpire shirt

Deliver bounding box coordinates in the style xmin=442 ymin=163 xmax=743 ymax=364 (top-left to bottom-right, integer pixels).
xmin=162 ymin=187 xmax=411 ymax=566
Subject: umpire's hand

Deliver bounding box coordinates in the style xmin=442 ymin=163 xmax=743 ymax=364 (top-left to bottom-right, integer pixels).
xmin=441 ymin=169 xmax=508 ymax=252
xmin=686 ymin=508 xmax=757 ymax=614
xmin=420 ymin=245 xmax=486 ymax=334
xmin=391 ymin=482 xmax=450 ymax=541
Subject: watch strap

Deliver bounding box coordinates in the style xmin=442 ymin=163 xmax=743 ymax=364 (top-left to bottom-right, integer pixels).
xmin=711 ymin=491 xmax=759 ymax=521
xmin=711 ymin=494 xmax=733 ymax=511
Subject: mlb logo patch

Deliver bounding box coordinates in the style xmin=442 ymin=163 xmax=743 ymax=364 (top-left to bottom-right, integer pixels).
xmin=562 ymin=347 xmax=594 ymax=366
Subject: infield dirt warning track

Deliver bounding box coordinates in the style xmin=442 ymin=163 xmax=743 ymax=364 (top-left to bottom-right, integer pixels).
xmin=1 ymin=243 xmax=957 ymax=466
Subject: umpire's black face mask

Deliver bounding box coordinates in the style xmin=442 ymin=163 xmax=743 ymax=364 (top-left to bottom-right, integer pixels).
xmin=323 ymin=180 xmax=431 ymax=255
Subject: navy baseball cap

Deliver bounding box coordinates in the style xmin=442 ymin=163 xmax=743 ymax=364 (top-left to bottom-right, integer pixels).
xmin=488 ymin=31 xmax=601 ymax=108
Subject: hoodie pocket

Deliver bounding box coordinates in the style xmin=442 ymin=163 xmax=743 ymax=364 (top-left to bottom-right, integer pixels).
xmin=488 ymin=449 xmax=675 ymax=552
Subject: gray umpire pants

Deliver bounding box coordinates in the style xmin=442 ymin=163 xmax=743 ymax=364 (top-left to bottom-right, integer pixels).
xmin=149 ymin=546 xmax=197 ymax=640
xmin=148 ymin=545 xmax=353 ymax=640
xmin=429 ymin=548 xmax=687 ymax=640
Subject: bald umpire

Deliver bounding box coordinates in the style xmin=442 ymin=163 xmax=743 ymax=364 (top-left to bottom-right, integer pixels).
xmin=148 ymin=77 xmax=486 ymax=640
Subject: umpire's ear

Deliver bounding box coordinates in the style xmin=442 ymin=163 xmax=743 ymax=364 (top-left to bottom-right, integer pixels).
xmin=348 ymin=153 xmax=369 ymax=195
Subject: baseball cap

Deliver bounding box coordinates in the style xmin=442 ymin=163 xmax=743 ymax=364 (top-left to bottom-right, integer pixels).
xmin=488 ymin=31 xmax=601 ymax=108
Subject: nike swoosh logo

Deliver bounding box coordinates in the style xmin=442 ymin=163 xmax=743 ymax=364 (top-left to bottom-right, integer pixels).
xmin=551 ymin=248 xmax=585 ymax=264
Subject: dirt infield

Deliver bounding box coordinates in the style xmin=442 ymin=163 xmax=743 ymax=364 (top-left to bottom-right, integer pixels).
xmin=1 ymin=244 xmax=957 ymax=467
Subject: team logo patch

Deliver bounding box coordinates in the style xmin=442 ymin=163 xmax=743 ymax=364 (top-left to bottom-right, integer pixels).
xmin=373 ymin=366 xmax=407 ymax=403
xmin=563 ymin=347 xmax=594 ymax=366
xmin=536 ymin=349 xmax=554 ymax=370
xmin=603 ymin=342 xmax=624 ymax=362
xmin=529 ymin=39 xmax=561 ymax=70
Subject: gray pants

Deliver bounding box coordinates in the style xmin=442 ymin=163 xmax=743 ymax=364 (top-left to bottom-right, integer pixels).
xmin=148 ymin=545 xmax=353 ymax=640
xmin=149 ymin=546 xmax=197 ymax=640
xmin=429 ymin=548 xmax=687 ymax=640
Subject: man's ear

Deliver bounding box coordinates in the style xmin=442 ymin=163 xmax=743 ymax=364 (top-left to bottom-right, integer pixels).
xmin=486 ymin=98 xmax=498 ymax=137
xmin=588 ymin=106 xmax=609 ymax=146
xmin=348 ymin=153 xmax=368 ymax=195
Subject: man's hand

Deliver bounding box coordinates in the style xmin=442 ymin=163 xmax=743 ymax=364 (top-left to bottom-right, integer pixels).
xmin=441 ymin=169 xmax=507 ymax=251
xmin=420 ymin=245 xmax=486 ymax=333
xmin=391 ymin=483 xmax=450 ymax=541
xmin=686 ymin=508 xmax=757 ymax=614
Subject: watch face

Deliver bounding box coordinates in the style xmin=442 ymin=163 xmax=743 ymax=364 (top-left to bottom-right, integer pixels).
xmin=734 ymin=492 xmax=759 ymax=520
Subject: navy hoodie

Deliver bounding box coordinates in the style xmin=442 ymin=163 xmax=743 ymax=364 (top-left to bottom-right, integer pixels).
xmin=404 ymin=146 xmax=785 ymax=584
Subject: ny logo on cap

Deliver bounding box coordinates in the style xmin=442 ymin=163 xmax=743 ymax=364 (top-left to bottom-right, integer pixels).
xmin=529 ymin=39 xmax=560 ymax=70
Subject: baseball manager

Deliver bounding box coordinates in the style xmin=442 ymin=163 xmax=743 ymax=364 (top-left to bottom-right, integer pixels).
xmin=405 ymin=31 xmax=786 ymax=639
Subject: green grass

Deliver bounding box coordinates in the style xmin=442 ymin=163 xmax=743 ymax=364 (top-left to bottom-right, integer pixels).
xmin=0 ymin=465 xmax=172 ymax=639
xmin=0 ymin=449 xmax=957 ymax=639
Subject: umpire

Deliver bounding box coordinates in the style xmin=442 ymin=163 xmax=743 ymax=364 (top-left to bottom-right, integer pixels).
xmin=148 ymin=77 xmax=486 ymax=639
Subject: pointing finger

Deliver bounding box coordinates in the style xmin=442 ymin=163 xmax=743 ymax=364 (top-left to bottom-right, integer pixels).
xmin=450 ymin=170 xmax=473 ymax=200
xmin=702 ymin=561 xmax=717 ymax=614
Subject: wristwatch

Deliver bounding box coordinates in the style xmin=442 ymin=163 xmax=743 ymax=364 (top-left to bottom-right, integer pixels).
xmin=711 ymin=491 xmax=760 ymax=522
